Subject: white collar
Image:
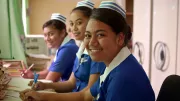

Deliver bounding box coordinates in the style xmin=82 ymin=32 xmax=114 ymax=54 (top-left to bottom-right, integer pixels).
xmin=75 ymin=40 xmax=82 ymax=47
xmin=100 ymin=46 xmax=131 ymax=85
xmin=61 ymin=36 xmax=71 ymax=46
xmin=83 ymin=48 xmax=88 ymax=55
xmin=76 ymin=42 xmax=88 ymax=60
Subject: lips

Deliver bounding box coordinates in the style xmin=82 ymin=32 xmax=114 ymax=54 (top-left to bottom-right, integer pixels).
xmin=72 ymin=32 xmax=81 ymax=36
xmin=89 ymin=49 xmax=102 ymax=53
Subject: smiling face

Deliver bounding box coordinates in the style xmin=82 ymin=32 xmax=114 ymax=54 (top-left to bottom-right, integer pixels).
xmin=43 ymin=25 xmax=65 ymax=49
xmin=69 ymin=10 xmax=89 ymax=41
xmin=84 ymin=19 xmax=125 ymax=65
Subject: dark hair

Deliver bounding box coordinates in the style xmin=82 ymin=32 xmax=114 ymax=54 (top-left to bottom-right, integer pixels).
xmin=90 ymin=8 xmax=130 ymax=45
xmin=71 ymin=6 xmax=93 ymax=18
xmin=127 ymin=25 xmax=132 ymax=40
xmin=42 ymin=19 xmax=67 ymax=35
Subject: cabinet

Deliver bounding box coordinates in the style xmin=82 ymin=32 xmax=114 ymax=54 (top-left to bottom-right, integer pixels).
xmin=126 ymin=0 xmax=133 ymax=31
xmin=134 ymin=0 xmax=179 ymax=98
xmin=177 ymin=1 xmax=180 ymax=75
xmin=133 ymin=0 xmax=151 ymax=77
xmin=150 ymin=0 xmax=178 ymax=97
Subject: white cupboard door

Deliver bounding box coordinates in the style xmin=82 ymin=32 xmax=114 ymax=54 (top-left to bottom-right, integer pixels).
xmin=151 ymin=0 xmax=178 ymax=97
xmin=133 ymin=0 xmax=151 ymax=77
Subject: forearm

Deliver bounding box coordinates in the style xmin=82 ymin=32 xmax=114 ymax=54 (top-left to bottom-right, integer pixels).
xmin=37 ymin=69 xmax=49 ymax=79
xmin=40 ymin=92 xmax=86 ymax=101
xmin=45 ymin=81 xmax=76 ymax=93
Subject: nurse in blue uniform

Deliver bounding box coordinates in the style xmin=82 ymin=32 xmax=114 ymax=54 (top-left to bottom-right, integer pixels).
xmin=20 ymin=1 xmax=155 ymax=101
xmin=25 ymin=0 xmax=105 ymax=93
xmin=21 ymin=13 xmax=78 ymax=82
xmin=88 ymin=1 xmax=155 ymax=101
xmin=70 ymin=0 xmax=105 ymax=92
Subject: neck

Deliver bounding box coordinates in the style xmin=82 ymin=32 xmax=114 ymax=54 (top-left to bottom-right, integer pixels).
xmin=104 ymin=46 xmax=123 ymax=67
xmin=75 ymin=40 xmax=83 ymax=47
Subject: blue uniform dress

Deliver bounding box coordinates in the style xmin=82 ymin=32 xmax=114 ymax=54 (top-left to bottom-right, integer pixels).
xmin=49 ymin=39 xmax=78 ymax=81
xmin=72 ymin=46 xmax=105 ymax=92
xmin=90 ymin=47 xmax=155 ymax=101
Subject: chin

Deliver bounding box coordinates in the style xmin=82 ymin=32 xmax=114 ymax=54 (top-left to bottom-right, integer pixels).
xmin=74 ymin=36 xmax=83 ymax=41
xmin=47 ymin=45 xmax=53 ymax=49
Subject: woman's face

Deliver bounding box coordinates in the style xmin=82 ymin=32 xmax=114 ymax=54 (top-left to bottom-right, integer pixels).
xmin=43 ymin=26 xmax=65 ymax=49
xmin=84 ymin=19 xmax=125 ymax=65
xmin=69 ymin=10 xmax=89 ymax=41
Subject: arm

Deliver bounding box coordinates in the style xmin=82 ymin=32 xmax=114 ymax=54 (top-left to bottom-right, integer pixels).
xmin=48 ymin=45 xmax=77 ymax=82
xmin=80 ymin=73 xmax=100 ymax=92
xmin=23 ymin=88 xmax=93 ymax=101
xmin=45 ymin=72 xmax=76 ymax=92
xmin=36 ymin=69 xmax=49 ymax=79
xmin=45 ymin=71 xmax=62 ymax=82
xmin=20 ymin=67 xmax=49 ymax=79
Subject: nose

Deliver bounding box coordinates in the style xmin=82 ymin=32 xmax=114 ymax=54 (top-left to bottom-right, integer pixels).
xmin=44 ymin=35 xmax=50 ymax=41
xmin=72 ymin=24 xmax=78 ymax=32
xmin=89 ymin=36 xmax=98 ymax=47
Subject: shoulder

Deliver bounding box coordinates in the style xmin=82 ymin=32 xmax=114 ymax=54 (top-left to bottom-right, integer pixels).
xmin=59 ymin=39 xmax=78 ymax=51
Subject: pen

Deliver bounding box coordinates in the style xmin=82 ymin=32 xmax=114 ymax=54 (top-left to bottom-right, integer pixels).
xmin=27 ymin=64 xmax=34 ymax=71
xmin=21 ymin=64 xmax=34 ymax=77
xmin=34 ymin=72 xmax=39 ymax=83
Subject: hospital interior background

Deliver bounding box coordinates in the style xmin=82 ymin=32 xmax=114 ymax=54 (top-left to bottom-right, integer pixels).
xmin=0 ymin=0 xmax=180 ymax=99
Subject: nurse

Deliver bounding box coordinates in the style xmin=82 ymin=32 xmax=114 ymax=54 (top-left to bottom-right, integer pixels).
xmin=21 ymin=13 xmax=78 ymax=82
xmin=20 ymin=1 xmax=155 ymax=101
xmin=27 ymin=0 xmax=105 ymax=93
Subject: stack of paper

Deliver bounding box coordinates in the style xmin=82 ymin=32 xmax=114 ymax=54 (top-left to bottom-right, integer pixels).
xmin=2 ymin=60 xmax=25 ymax=77
xmin=0 ymin=66 xmax=11 ymax=100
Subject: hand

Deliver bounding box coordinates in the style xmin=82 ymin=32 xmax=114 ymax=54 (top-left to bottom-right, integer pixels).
xmin=29 ymin=80 xmax=47 ymax=91
xmin=19 ymin=89 xmax=42 ymax=101
xmin=19 ymin=69 xmax=34 ymax=79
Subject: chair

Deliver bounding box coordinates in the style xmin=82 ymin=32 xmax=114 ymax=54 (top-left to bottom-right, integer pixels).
xmin=156 ymin=75 xmax=180 ymax=101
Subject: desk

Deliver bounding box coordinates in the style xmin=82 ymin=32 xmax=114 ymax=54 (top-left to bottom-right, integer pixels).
xmin=2 ymin=77 xmax=31 ymax=101
xmin=2 ymin=77 xmax=53 ymax=101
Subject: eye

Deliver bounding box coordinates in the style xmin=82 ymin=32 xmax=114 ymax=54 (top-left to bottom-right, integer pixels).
xmin=69 ymin=22 xmax=73 ymax=27
xmin=85 ymin=34 xmax=91 ymax=39
xmin=77 ymin=21 xmax=82 ymax=25
xmin=97 ymin=33 xmax=105 ymax=38
xmin=49 ymin=33 xmax=54 ymax=36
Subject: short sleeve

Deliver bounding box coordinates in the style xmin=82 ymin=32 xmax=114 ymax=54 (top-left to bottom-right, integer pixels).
xmin=49 ymin=45 xmax=77 ymax=74
xmin=90 ymin=61 xmax=105 ymax=74
xmin=90 ymin=79 xmax=100 ymax=98
xmin=72 ymin=57 xmax=79 ymax=72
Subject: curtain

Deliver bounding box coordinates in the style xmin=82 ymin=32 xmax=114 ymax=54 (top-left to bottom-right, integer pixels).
xmin=0 ymin=0 xmax=27 ymax=64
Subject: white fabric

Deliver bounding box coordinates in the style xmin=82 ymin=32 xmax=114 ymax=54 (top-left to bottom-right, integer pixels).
xmin=51 ymin=13 xmax=66 ymax=24
xmin=99 ymin=46 xmax=131 ymax=87
xmin=76 ymin=42 xmax=88 ymax=60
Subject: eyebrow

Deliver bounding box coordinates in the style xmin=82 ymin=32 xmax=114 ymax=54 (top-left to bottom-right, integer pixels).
xmin=95 ymin=30 xmax=106 ymax=33
xmin=46 ymin=31 xmax=54 ymax=34
xmin=85 ymin=29 xmax=107 ymax=34
xmin=69 ymin=18 xmax=82 ymax=23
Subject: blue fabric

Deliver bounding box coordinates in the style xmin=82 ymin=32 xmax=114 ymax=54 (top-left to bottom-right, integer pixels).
xmin=73 ymin=54 xmax=105 ymax=92
xmin=49 ymin=39 xmax=78 ymax=81
xmin=90 ymin=54 xmax=155 ymax=101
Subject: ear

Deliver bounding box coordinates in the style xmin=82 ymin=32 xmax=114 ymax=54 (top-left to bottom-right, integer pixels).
xmin=116 ymin=32 xmax=125 ymax=46
xmin=61 ymin=29 xmax=67 ymax=37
